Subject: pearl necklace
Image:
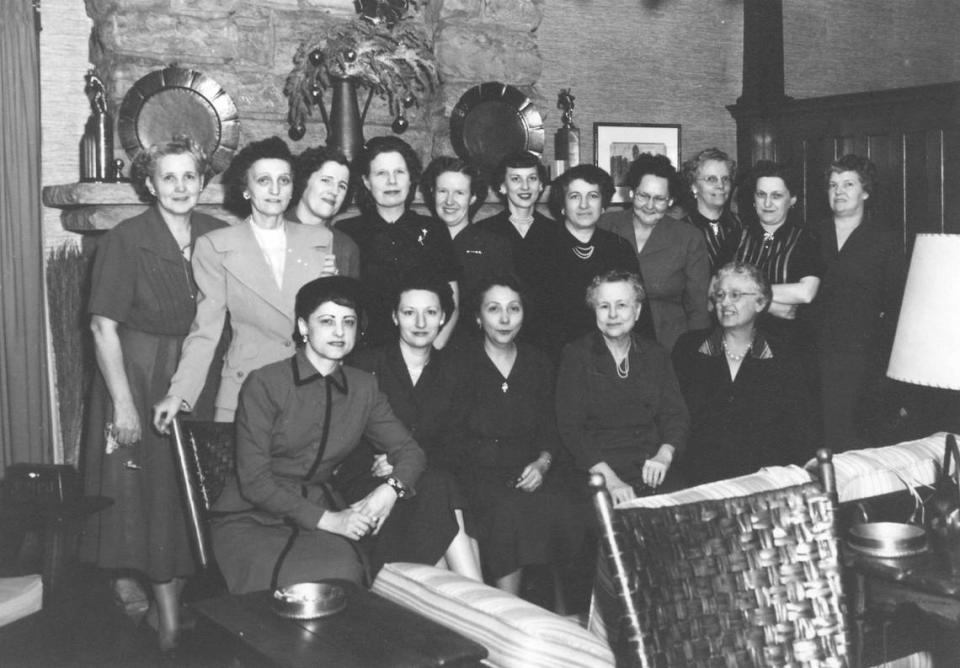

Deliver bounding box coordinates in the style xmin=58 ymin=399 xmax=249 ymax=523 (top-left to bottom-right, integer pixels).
xmin=721 ymin=338 xmax=751 ymax=362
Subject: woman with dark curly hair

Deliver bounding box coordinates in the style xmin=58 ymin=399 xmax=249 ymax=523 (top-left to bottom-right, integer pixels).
xmin=286 ymin=145 xmax=360 ymax=278
xmin=599 ymin=153 xmax=710 ymax=351
xmin=733 ymin=160 xmax=823 ymax=351
xmin=420 ymin=155 xmax=512 ymax=349
xmin=679 ymin=147 xmax=742 ymax=272
xmin=81 ymin=136 xmax=226 ymax=652
xmin=153 ymin=136 xmax=340 ymax=428
xmin=545 ymin=164 xmax=638 ymax=356
xmin=336 ymin=136 xmax=461 ymax=349
xmin=814 ymin=155 xmax=905 ymax=451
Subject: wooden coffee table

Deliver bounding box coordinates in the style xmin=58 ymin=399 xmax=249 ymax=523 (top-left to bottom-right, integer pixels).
xmin=193 ymin=581 xmax=488 ymax=668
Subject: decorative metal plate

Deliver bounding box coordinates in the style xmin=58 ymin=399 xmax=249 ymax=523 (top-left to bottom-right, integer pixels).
xmin=449 ymin=82 xmax=544 ymax=180
xmin=117 ymin=66 xmax=239 ymax=175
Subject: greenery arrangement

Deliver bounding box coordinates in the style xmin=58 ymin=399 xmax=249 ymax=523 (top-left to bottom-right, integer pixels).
xmin=284 ymin=2 xmax=440 ymax=138
xmin=46 ymin=244 xmax=94 ymax=466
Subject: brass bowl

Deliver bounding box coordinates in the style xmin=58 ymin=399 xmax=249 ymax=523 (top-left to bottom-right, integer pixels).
xmin=847 ymin=522 xmax=929 ymax=558
xmin=271 ymin=581 xmax=347 ymax=620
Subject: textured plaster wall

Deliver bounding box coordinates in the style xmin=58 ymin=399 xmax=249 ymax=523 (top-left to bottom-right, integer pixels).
xmin=538 ymin=0 xmax=743 ymax=169
xmin=784 ymin=0 xmax=960 ymax=99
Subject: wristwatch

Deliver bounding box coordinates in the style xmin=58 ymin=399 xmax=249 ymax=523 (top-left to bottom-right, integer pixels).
xmin=384 ymin=476 xmax=409 ymax=499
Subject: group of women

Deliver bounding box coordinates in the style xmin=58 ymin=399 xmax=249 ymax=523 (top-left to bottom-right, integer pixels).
xmin=80 ymin=129 xmax=903 ymax=653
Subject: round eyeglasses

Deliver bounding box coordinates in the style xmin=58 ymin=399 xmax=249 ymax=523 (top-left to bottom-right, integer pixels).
xmin=710 ymin=289 xmax=758 ymax=303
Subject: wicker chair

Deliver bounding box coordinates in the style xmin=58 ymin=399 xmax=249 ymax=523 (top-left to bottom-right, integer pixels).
xmin=590 ymin=450 xmax=849 ymax=668
xmin=170 ymin=418 xmax=236 ymax=572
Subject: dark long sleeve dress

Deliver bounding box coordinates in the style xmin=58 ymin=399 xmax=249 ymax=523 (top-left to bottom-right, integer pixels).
xmin=453 ymin=342 xmax=588 ymax=579
xmin=342 ymin=344 xmax=473 ymax=556
xmin=813 ymin=216 xmax=905 ymax=451
xmin=337 ymin=210 xmax=461 ymax=347
xmin=475 ymin=210 xmax=558 ymax=352
xmin=210 ymin=351 xmax=427 ymax=593
xmin=556 ymin=331 xmax=689 ymax=491
xmin=672 ymin=328 xmax=819 ymax=485
xmin=80 ymin=206 xmax=226 ymax=582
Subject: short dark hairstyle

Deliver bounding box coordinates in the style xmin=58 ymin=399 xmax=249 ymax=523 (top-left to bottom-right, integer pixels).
xmin=585 ymin=269 xmax=646 ymax=309
xmin=392 ymin=270 xmax=456 ymax=327
xmin=354 ymin=136 xmax=422 ymax=213
xmin=292 ymin=145 xmax=351 ymax=209
xmin=420 ymin=156 xmax=487 ymax=220
xmin=748 ymin=160 xmax=800 ymax=197
xmin=548 ymin=164 xmax=616 ymax=221
xmin=710 ymin=261 xmax=772 ymax=312
xmin=221 ymin=136 xmax=294 ymax=217
xmin=826 ymin=154 xmax=878 ymax=197
xmin=492 ymin=151 xmax=548 ymax=202
xmin=294 ymin=276 xmax=365 ymax=344
xmin=625 ymin=153 xmax=683 ymax=199
xmin=471 ymin=273 xmax=527 ymax=319
xmin=131 ymin=134 xmax=209 ymax=202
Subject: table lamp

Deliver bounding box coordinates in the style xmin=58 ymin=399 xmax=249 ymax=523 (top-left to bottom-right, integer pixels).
xmin=887 ymin=233 xmax=960 ymax=568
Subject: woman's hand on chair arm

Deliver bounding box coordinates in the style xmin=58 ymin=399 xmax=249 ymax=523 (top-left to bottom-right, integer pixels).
xmin=590 ymin=461 xmax=635 ymax=504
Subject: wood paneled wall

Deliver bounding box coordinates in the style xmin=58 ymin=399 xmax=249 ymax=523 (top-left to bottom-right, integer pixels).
xmin=730 ymin=81 xmax=960 ymax=255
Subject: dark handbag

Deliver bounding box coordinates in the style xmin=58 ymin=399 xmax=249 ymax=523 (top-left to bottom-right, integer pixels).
xmin=926 ymin=434 xmax=960 ymax=564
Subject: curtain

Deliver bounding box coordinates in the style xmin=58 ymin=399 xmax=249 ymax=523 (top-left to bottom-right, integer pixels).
xmin=0 ymin=1 xmax=54 ymax=469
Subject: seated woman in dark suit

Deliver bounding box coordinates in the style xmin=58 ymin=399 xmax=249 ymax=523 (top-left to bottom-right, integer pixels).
xmin=453 ymin=276 xmax=588 ymax=595
xmin=672 ymin=262 xmax=818 ymax=486
xmin=345 ymin=273 xmax=482 ymax=580
xmin=211 ymin=277 xmax=438 ymax=594
xmin=556 ymin=270 xmax=689 ymax=505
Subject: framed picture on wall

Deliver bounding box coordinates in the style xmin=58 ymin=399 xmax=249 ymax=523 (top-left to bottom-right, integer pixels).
xmin=593 ymin=123 xmax=681 ymax=202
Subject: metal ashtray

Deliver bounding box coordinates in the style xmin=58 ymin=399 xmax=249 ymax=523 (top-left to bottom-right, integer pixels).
xmin=271 ymin=581 xmax=347 ymax=620
xmin=847 ymin=522 xmax=929 ymax=559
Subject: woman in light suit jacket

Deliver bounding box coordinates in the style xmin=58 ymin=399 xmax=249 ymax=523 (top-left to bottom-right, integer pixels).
xmin=598 ymin=153 xmax=710 ymax=351
xmin=153 ymin=137 xmax=352 ymax=427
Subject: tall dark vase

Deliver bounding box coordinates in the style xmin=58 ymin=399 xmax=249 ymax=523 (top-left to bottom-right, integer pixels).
xmin=327 ymin=77 xmax=364 ymax=162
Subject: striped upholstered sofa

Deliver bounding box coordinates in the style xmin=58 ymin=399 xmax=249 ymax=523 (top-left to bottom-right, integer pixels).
xmin=372 ymin=434 xmax=948 ymax=668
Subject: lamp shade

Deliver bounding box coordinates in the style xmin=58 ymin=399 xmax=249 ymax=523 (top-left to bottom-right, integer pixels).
xmin=887 ymin=234 xmax=960 ymax=390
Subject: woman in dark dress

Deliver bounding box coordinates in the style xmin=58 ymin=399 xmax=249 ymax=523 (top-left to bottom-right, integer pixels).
xmin=556 ymin=270 xmax=688 ymax=504
xmin=475 ymin=152 xmax=557 ymax=351
xmin=546 ymin=164 xmax=640 ymax=358
xmin=814 ymin=155 xmax=905 ymax=451
xmin=210 ymin=277 xmax=430 ymax=594
xmin=420 ymin=156 xmax=513 ymax=350
xmin=680 ymin=147 xmax=742 ymax=272
xmin=346 ymin=274 xmax=482 ymax=580
xmin=336 ymin=137 xmax=461 ymax=348
xmin=80 ymin=136 xmax=227 ymax=651
xmin=734 ymin=161 xmax=823 ymax=351
xmin=672 ymin=262 xmax=818 ymax=485
xmin=454 ymin=276 xmax=587 ymax=594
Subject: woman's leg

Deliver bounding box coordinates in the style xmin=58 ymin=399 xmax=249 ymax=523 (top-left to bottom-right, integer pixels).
xmin=496 ymin=569 xmax=522 ymax=595
xmin=151 ymin=578 xmax=184 ymax=652
xmin=440 ymin=509 xmax=483 ymax=581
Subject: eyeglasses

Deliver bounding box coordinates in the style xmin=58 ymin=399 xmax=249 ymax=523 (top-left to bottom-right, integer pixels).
xmin=710 ymin=289 xmax=759 ymax=302
xmin=633 ymin=192 xmax=670 ymax=207
xmin=698 ymin=175 xmax=731 ymax=186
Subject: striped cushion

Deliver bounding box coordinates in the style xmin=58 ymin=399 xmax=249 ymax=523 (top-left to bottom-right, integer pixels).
xmin=372 ymin=562 xmax=614 ymax=668
xmin=823 ymin=433 xmax=947 ymax=503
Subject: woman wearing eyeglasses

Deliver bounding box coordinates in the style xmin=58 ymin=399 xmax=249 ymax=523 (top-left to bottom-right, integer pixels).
xmin=671 ymin=261 xmax=817 ymax=485
xmin=680 ymin=148 xmax=742 ymax=272
xmin=598 ymin=153 xmax=710 ymax=351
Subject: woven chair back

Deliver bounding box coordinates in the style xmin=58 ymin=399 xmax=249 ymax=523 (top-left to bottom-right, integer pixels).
xmin=179 ymin=420 xmax=236 ymax=512
xmin=593 ymin=481 xmax=849 ymax=668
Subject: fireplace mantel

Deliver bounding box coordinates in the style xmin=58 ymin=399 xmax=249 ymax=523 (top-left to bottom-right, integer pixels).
xmin=43 ymin=182 xmax=551 ymax=232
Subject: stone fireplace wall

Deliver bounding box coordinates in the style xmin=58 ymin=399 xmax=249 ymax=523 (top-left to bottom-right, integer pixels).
xmin=83 ymin=0 xmax=548 ymax=167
